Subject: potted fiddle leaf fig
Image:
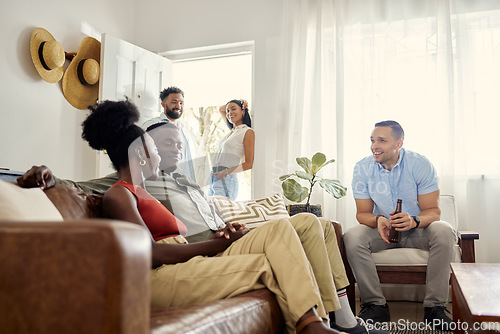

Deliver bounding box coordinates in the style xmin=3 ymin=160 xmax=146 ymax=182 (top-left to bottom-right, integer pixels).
xmin=279 ymin=152 xmax=347 ymax=217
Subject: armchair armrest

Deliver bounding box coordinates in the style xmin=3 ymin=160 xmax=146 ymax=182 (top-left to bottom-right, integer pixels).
xmin=458 ymin=230 xmax=479 ymax=263
xmin=0 ymin=220 xmax=151 ymax=334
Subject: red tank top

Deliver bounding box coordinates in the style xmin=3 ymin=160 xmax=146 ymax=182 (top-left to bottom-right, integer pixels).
xmin=114 ymin=181 xmax=187 ymax=241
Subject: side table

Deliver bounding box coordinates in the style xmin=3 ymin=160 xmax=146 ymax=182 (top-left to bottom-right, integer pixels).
xmin=451 ymin=263 xmax=500 ymax=334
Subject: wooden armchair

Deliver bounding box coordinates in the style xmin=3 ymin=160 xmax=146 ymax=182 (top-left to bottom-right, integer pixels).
xmin=342 ymin=194 xmax=479 ymax=313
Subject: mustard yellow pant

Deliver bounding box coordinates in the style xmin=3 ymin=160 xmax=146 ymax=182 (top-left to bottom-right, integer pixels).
xmin=151 ymin=213 xmax=349 ymax=333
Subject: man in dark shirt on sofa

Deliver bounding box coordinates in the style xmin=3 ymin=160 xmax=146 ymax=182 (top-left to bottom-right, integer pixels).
xmin=18 ymin=122 xmax=388 ymax=334
xmin=19 ymin=122 xmax=223 ymax=242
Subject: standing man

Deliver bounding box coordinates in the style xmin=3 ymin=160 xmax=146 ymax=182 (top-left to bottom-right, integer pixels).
xmin=142 ymin=86 xmax=197 ymax=182
xmin=344 ymin=120 xmax=457 ymax=330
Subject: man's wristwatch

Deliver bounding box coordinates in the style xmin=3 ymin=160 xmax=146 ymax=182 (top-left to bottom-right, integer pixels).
xmin=411 ymin=216 xmax=421 ymax=229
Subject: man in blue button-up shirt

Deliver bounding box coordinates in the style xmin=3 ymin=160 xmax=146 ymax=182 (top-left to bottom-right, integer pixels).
xmin=344 ymin=121 xmax=457 ymax=330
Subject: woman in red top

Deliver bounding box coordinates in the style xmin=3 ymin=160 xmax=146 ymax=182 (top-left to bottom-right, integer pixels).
xmin=80 ymin=99 xmax=339 ymax=334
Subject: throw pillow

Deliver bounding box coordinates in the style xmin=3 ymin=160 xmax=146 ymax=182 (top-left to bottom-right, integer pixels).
xmin=0 ymin=180 xmax=63 ymax=221
xmin=211 ymin=193 xmax=290 ymax=229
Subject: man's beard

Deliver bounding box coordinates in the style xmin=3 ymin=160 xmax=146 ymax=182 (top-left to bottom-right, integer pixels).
xmin=166 ymin=107 xmax=183 ymax=120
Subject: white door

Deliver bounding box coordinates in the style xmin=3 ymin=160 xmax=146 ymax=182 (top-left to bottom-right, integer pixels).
xmin=97 ymin=33 xmax=171 ymax=177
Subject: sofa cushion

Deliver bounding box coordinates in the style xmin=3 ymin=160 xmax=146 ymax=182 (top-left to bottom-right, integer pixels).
xmin=0 ymin=180 xmax=63 ymax=221
xmin=150 ymin=289 xmax=283 ymax=334
xmin=372 ymin=244 xmax=462 ymax=265
xmin=210 ymin=193 xmax=290 ymax=229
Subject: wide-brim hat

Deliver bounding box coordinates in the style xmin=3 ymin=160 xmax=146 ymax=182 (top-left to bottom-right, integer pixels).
xmin=62 ymin=37 xmax=101 ymax=110
xmin=30 ymin=28 xmax=65 ymax=83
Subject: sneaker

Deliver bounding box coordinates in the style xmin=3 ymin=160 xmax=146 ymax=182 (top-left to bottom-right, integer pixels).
xmin=331 ymin=317 xmax=390 ymax=334
xmin=424 ymin=306 xmax=453 ymax=331
xmin=358 ymin=303 xmax=390 ymax=323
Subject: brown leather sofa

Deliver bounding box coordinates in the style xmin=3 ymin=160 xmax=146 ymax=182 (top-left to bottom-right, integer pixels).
xmin=0 ymin=180 xmax=345 ymax=334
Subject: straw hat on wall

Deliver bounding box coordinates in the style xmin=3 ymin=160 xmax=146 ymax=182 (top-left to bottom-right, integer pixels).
xmin=30 ymin=28 xmax=65 ymax=83
xmin=62 ymin=37 xmax=101 ymax=110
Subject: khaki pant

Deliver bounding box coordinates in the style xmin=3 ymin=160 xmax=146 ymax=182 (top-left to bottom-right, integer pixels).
xmin=151 ymin=213 xmax=349 ymax=333
xmin=287 ymin=213 xmax=349 ymax=311
xmin=344 ymin=221 xmax=457 ymax=307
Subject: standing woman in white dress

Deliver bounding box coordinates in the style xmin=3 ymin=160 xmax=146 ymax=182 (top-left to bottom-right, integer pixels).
xmin=209 ymin=99 xmax=255 ymax=200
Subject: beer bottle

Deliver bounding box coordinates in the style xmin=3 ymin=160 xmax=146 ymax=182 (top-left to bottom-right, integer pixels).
xmin=388 ymin=199 xmax=402 ymax=243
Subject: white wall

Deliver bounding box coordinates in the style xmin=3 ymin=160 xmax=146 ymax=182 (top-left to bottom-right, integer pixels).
xmin=0 ymin=0 xmax=136 ymax=180
xmin=134 ymin=0 xmax=287 ymax=198
xmin=0 ymin=0 xmax=285 ymax=194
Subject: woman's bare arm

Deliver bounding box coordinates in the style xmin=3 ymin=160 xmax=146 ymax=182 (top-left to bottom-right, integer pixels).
xmin=103 ymin=186 xmax=248 ymax=268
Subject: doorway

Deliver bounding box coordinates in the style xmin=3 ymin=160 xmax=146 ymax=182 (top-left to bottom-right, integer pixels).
xmin=164 ymin=43 xmax=254 ymax=200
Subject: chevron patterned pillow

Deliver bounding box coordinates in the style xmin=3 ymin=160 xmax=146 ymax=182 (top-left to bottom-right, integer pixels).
xmin=210 ymin=193 xmax=290 ymax=229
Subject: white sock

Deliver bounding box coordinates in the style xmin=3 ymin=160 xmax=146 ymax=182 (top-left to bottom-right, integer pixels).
xmin=333 ymin=289 xmax=358 ymax=328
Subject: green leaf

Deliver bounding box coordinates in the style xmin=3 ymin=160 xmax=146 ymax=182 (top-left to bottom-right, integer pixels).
xmin=282 ymin=179 xmax=309 ymax=203
xmin=296 ymin=157 xmax=312 ymax=174
xmin=322 ymin=158 xmax=336 ymax=167
xmin=279 ymin=174 xmax=293 ymax=181
xmin=311 ymin=152 xmax=327 ymax=174
xmin=318 ymin=179 xmax=347 ymax=199
xmin=296 ymin=171 xmax=313 ymax=181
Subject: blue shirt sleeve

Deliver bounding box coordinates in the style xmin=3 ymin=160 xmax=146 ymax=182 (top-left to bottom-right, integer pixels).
xmin=412 ymin=155 xmax=439 ymax=195
xmin=352 ymin=161 xmax=371 ymax=199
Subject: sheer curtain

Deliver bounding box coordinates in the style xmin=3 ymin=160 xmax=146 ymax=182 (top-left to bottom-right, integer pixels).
xmin=276 ymin=0 xmax=500 ymax=262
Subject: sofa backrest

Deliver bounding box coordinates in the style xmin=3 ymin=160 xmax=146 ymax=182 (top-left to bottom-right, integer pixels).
xmin=0 ymin=179 xmax=103 ymax=222
xmin=44 ymin=184 xmax=103 ymax=220
xmin=440 ymin=194 xmax=458 ymax=230
xmin=0 ymin=169 xmax=23 ymax=183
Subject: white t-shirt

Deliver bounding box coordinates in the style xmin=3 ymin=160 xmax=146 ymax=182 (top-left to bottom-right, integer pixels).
xmin=212 ymin=124 xmax=252 ymax=168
